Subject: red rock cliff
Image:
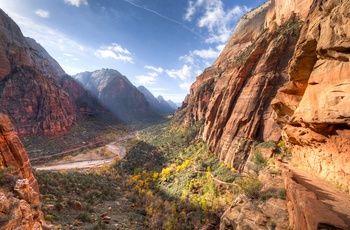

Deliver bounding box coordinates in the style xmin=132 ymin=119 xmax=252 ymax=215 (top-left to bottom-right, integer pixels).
xmin=183 ymin=0 xmax=313 ymax=171
xmin=183 ymin=0 xmax=350 ymax=191
xmin=272 ymin=0 xmax=350 ymax=192
xmin=0 ymin=113 xmax=45 ymax=229
xmin=0 ymin=9 xmax=98 ymax=137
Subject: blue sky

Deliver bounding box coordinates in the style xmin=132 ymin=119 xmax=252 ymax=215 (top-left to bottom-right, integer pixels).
xmin=0 ymin=0 xmax=265 ymax=102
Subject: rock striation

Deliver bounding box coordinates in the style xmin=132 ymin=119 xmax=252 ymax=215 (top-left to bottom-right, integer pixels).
xmin=181 ymin=0 xmax=350 ymax=191
xmin=0 ymin=113 xmax=46 ymax=229
xmin=0 ymin=9 xmax=98 ymax=137
xmin=182 ymin=0 xmax=312 ymax=171
xmin=74 ymin=69 xmax=161 ymax=123
xmin=181 ymin=0 xmax=350 ymax=227
xmin=272 ymin=0 xmax=350 ymax=192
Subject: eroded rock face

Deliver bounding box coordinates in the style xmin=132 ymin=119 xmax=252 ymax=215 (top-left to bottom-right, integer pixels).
xmin=0 ymin=9 xmax=74 ymax=136
xmin=273 ymin=0 xmax=350 ymax=191
xmin=0 ymin=114 xmax=38 ymax=191
xmin=281 ymin=168 xmax=347 ymax=229
xmin=0 ymin=9 xmax=97 ymax=137
xmin=0 ymin=113 xmax=45 ymax=229
xmin=182 ymin=0 xmax=313 ymax=171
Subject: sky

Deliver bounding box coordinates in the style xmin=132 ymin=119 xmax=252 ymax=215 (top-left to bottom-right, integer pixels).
xmin=0 ymin=0 xmax=265 ymax=102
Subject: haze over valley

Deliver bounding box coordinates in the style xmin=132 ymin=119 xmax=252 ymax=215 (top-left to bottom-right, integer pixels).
xmin=0 ymin=0 xmax=350 ymax=229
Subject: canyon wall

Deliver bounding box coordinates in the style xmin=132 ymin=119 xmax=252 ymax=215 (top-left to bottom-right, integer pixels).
xmin=0 ymin=113 xmax=45 ymax=229
xmin=183 ymin=0 xmax=313 ymax=171
xmin=273 ymin=0 xmax=350 ymax=192
xmin=0 ymin=9 xmax=98 ymax=137
xmin=183 ymin=0 xmax=350 ymax=191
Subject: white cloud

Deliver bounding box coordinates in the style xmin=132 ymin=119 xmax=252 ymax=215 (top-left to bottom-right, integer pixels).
xmin=216 ymin=44 xmax=225 ymax=52
xmin=191 ymin=47 xmax=220 ymax=59
xmin=94 ymin=43 xmax=133 ymax=63
xmin=165 ymin=64 xmax=198 ymax=90
xmin=179 ymin=54 xmax=195 ymax=65
xmin=184 ymin=0 xmax=250 ymax=44
xmin=35 ymin=9 xmax=49 ymax=18
xmin=4 ymin=11 xmax=86 ymax=57
xmin=144 ymin=65 xmax=164 ymax=73
xmin=107 ymin=43 xmax=131 ymax=54
xmin=64 ymin=0 xmax=88 ymax=7
xmin=136 ymin=75 xmax=157 ymax=85
xmin=63 ymin=53 xmax=74 ymax=57
xmin=166 ymin=64 xmax=193 ymax=81
xmin=180 ymin=82 xmax=192 ymax=90
xmin=148 ymin=72 xmax=158 ymax=77
xmin=184 ymin=1 xmax=196 ymax=21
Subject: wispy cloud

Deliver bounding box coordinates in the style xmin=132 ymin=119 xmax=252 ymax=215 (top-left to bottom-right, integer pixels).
xmin=6 ymin=11 xmax=86 ymax=56
xmin=166 ymin=64 xmax=193 ymax=81
xmin=191 ymin=47 xmax=221 ymax=59
xmin=136 ymin=75 xmax=157 ymax=85
xmin=122 ymin=0 xmax=203 ymax=39
xmin=94 ymin=43 xmax=133 ymax=63
xmin=184 ymin=0 xmax=250 ymax=43
xmin=64 ymin=0 xmax=88 ymax=7
xmin=135 ymin=65 xmax=165 ymax=85
xmin=35 ymin=9 xmax=49 ymax=18
xmin=165 ymin=64 xmax=201 ymax=90
xmin=144 ymin=65 xmax=164 ymax=73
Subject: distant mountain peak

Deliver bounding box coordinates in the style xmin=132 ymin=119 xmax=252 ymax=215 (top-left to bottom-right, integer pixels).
xmin=74 ymin=71 xmax=161 ymax=123
xmin=138 ymin=86 xmax=175 ymax=115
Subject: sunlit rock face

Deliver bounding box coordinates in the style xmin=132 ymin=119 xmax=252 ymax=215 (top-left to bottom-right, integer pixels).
xmin=273 ymin=0 xmax=350 ymax=192
xmin=73 ymin=69 xmax=161 ymax=123
xmin=0 ymin=113 xmax=46 ymax=230
xmin=182 ymin=0 xmax=313 ymax=171
xmin=184 ymin=0 xmax=350 ymax=191
xmin=0 ymin=9 xmax=97 ymax=137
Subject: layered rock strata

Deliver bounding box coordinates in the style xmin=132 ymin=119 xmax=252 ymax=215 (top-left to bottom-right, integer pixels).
xmin=272 ymin=0 xmax=350 ymax=191
xmin=282 ymin=168 xmax=348 ymax=229
xmin=182 ymin=0 xmax=313 ymax=171
xmin=0 ymin=113 xmax=45 ymax=229
xmin=0 ymin=9 xmax=97 ymax=136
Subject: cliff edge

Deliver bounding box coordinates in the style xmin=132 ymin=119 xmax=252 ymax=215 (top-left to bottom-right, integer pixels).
xmin=0 ymin=113 xmax=46 ymax=229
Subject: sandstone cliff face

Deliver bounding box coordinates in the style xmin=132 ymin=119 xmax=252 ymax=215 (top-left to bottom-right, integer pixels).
xmin=272 ymin=0 xmax=350 ymax=192
xmin=183 ymin=0 xmax=313 ymax=171
xmin=0 ymin=9 xmax=97 ymax=137
xmin=74 ymin=69 xmax=161 ymax=123
xmin=0 ymin=113 xmax=45 ymax=229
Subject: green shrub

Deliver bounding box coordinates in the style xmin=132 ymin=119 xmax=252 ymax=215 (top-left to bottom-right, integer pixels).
xmin=253 ymin=151 xmax=267 ymax=166
xmin=237 ymin=176 xmax=263 ymax=199
xmin=76 ymin=212 xmax=92 ymax=223
xmin=45 ymin=214 xmax=53 ymax=221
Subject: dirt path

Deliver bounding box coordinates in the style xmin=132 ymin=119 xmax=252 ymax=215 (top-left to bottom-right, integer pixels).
xmin=284 ymin=164 xmax=350 ymax=226
xmin=34 ymin=133 xmax=134 ymax=171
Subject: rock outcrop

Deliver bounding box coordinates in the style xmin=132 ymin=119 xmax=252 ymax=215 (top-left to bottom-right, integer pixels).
xmin=181 ymin=0 xmax=313 ymax=171
xmin=281 ymin=167 xmax=348 ymax=229
xmin=0 ymin=9 xmax=98 ymax=137
xmin=180 ymin=0 xmax=350 ymax=227
xmin=272 ymin=0 xmax=350 ymax=192
xmin=181 ymin=0 xmax=350 ymax=191
xmin=74 ymin=69 xmax=161 ymax=123
xmin=0 ymin=113 xmax=46 ymax=229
